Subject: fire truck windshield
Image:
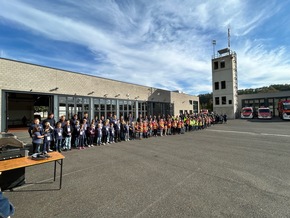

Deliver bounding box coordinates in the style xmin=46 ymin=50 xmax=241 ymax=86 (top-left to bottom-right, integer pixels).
xmin=283 ymin=103 xmax=290 ymax=110
xmin=243 ymin=109 xmax=252 ymax=113
xmin=259 ymin=109 xmax=270 ymax=113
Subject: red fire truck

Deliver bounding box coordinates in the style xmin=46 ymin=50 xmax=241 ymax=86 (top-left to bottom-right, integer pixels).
xmin=257 ymin=107 xmax=272 ymax=119
xmin=278 ymin=100 xmax=290 ymax=120
xmin=240 ymin=107 xmax=254 ymax=119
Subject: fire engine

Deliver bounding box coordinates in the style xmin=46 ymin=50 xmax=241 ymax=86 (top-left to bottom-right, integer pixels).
xmin=201 ymin=109 xmax=209 ymax=115
xmin=277 ymin=100 xmax=290 ymax=120
xmin=257 ymin=107 xmax=272 ymax=119
xmin=240 ymin=107 xmax=254 ymax=119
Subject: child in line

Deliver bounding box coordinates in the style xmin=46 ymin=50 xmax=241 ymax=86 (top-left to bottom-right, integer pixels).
xmin=43 ymin=122 xmax=53 ymax=153
xmin=63 ymin=120 xmax=73 ymax=151
xmin=78 ymin=124 xmax=86 ymax=149
xmin=129 ymin=122 xmax=135 ymax=140
xmin=73 ymin=120 xmax=80 ymax=148
xmin=32 ymin=126 xmax=43 ymax=153
xmin=109 ymin=123 xmax=115 ymax=143
xmin=124 ymin=121 xmax=130 ymax=141
xmin=96 ymin=123 xmax=102 ymax=146
xmin=54 ymin=122 xmax=63 ymax=152
xmin=88 ymin=124 xmax=95 ymax=147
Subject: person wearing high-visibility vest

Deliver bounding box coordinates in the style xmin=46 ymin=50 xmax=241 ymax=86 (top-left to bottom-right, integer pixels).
xmin=172 ymin=118 xmax=177 ymax=135
xmin=159 ymin=118 xmax=164 ymax=136
xmin=148 ymin=119 xmax=153 ymax=137
xmin=194 ymin=117 xmax=199 ymax=130
xmin=177 ymin=118 xmax=182 ymax=134
xmin=153 ymin=120 xmax=158 ymax=137
xmin=185 ymin=117 xmax=190 ymax=132
xmin=164 ymin=119 xmax=168 ymax=136
xmin=134 ymin=122 xmax=140 ymax=139
xmin=167 ymin=118 xmax=172 ymax=135
xmin=189 ymin=117 xmax=194 ymax=131
xmin=143 ymin=121 xmax=148 ymax=138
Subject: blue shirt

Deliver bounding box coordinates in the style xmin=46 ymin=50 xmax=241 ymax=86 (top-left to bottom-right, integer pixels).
xmin=32 ymin=131 xmax=42 ymax=144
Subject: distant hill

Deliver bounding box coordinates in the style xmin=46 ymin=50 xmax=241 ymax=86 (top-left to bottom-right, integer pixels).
xmin=198 ymin=84 xmax=290 ymax=111
xmin=237 ymin=84 xmax=290 ymax=95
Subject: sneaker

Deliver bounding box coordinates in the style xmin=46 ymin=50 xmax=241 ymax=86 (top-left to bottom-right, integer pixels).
xmin=88 ymin=145 xmax=91 ymax=148
xmin=78 ymin=147 xmax=82 ymax=150
xmin=48 ymin=149 xmax=53 ymax=152
xmin=91 ymin=144 xmax=94 ymax=147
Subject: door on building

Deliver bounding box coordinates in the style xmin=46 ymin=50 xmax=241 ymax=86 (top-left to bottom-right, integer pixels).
xmin=5 ymin=92 xmax=53 ymax=130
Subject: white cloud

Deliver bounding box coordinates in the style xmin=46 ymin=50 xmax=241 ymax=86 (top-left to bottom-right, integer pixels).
xmin=0 ymin=0 xmax=289 ymax=94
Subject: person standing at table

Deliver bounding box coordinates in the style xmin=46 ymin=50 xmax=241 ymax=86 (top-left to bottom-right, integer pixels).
xmin=43 ymin=122 xmax=54 ymax=153
xmin=28 ymin=118 xmax=43 ymax=138
xmin=32 ymin=126 xmax=44 ymax=153
xmin=42 ymin=112 xmax=56 ymax=150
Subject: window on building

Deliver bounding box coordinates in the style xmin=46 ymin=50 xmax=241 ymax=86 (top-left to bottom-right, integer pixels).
xmin=222 ymin=96 xmax=226 ymax=105
xmin=220 ymin=61 xmax=225 ymax=68
xmin=100 ymin=99 xmax=105 ymax=111
xmin=111 ymin=100 xmax=116 ymax=111
xmin=106 ymin=99 xmax=111 ymax=111
xmin=193 ymin=101 xmax=198 ymax=113
xmin=228 ymin=100 xmax=232 ymax=104
xmin=214 ymin=61 xmax=218 ymax=69
xmin=119 ymin=100 xmax=124 ymax=111
xmin=189 ymin=100 xmax=193 ymax=105
xmin=215 ymin=97 xmax=220 ymax=105
xmin=221 ymin=81 xmax=226 ymax=89
xmin=215 ymin=82 xmax=219 ymax=90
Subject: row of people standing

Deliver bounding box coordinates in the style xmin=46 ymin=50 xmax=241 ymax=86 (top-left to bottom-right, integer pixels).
xmin=28 ymin=112 xmax=217 ymax=153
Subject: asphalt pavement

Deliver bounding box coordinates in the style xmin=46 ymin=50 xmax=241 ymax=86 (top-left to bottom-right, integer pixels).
xmin=3 ymin=118 xmax=290 ymax=218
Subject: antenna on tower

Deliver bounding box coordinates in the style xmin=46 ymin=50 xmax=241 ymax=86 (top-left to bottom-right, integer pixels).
xmin=212 ymin=40 xmax=216 ymax=57
xmin=228 ymin=25 xmax=231 ymax=49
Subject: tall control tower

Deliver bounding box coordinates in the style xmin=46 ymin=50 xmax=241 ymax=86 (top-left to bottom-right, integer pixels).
xmin=211 ymin=29 xmax=238 ymax=119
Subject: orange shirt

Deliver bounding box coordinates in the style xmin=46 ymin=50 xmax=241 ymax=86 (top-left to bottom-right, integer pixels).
xmin=143 ymin=123 xmax=147 ymax=132
xmin=164 ymin=121 xmax=168 ymax=129
xmin=159 ymin=120 xmax=164 ymax=129
xmin=177 ymin=121 xmax=182 ymax=128
xmin=153 ymin=122 xmax=158 ymax=130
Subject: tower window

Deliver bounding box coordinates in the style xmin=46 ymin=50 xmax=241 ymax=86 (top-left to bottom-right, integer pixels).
xmin=228 ymin=100 xmax=232 ymax=104
xmin=220 ymin=61 xmax=225 ymax=68
xmin=215 ymin=97 xmax=220 ymax=105
xmin=214 ymin=82 xmax=219 ymax=90
xmin=222 ymin=96 xmax=227 ymax=105
xmin=221 ymin=81 xmax=226 ymax=89
xmin=214 ymin=61 xmax=218 ymax=69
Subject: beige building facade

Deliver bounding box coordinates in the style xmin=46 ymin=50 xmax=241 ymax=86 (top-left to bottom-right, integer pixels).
xmin=212 ymin=48 xmax=238 ymax=119
xmin=0 ymin=58 xmax=199 ymax=131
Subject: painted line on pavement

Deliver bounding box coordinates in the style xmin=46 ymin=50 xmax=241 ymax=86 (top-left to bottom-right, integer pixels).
xmin=207 ymin=129 xmax=290 ymax=138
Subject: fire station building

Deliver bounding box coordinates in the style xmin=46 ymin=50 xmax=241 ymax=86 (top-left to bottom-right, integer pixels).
xmin=0 ymin=58 xmax=199 ymax=132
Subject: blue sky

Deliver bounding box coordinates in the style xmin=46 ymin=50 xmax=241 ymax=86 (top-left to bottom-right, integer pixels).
xmin=1 ymin=0 xmax=290 ymax=95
